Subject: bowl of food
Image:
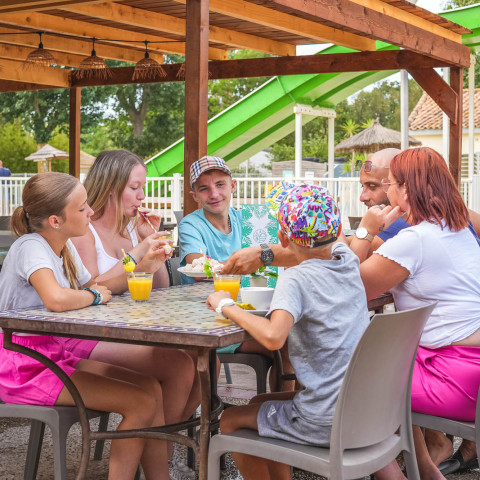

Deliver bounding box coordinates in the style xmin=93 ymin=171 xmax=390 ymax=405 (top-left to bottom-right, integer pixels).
xmin=240 ymin=287 xmax=275 ymax=311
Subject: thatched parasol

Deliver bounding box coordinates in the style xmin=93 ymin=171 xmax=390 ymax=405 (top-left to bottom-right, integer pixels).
xmin=25 ymin=144 xmax=69 ymax=172
xmin=335 ymin=118 xmax=421 ymax=155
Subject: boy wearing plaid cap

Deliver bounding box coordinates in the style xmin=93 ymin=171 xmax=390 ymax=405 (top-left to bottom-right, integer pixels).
xmin=207 ymin=183 xmax=369 ymax=480
xmin=179 ymin=155 xmax=242 ymax=286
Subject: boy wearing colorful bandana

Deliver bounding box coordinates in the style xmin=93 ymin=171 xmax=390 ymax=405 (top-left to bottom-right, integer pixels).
xmin=206 ymin=183 xmax=369 ymax=480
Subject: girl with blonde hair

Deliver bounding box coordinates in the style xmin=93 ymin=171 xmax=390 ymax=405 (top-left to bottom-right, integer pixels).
xmin=72 ymin=150 xmax=200 ymax=478
xmin=0 ymin=172 xmax=185 ymax=479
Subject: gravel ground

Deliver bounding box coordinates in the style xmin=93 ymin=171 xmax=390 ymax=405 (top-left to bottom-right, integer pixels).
xmin=0 ymin=401 xmax=479 ymax=479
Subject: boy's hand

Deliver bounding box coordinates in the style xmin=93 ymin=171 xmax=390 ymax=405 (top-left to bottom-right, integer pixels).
xmin=206 ymin=291 xmax=232 ymax=311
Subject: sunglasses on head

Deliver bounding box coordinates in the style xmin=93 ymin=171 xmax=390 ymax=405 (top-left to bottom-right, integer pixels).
xmin=356 ymin=160 xmax=390 ymax=173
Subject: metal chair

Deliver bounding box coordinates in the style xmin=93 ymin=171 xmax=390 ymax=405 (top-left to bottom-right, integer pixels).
xmin=412 ymin=385 xmax=480 ymax=466
xmin=0 ymin=401 xmax=109 ymax=479
xmin=208 ymin=303 xmax=436 ymax=480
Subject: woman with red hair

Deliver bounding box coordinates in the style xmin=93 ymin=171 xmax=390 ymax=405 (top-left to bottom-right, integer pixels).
xmin=350 ymin=147 xmax=480 ymax=479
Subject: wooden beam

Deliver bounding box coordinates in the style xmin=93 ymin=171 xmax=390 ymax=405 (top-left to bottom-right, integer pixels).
xmin=173 ymin=0 xmax=376 ymax=51
xmin=0 ymin=11 xmax=178 ymax=60
xmin=407 ymin=68 xmax=458 ymax=124
xmin=251 ymin=0 xmax=470 ymax=67
xmin=63 ymin=2 xmax=288 ymax=56
xmin=70 ymin=51 xmax=455 ymax=88
xmin=69 ymin=87 xmax=81 ymax=178
xmin=0 ymin=42 xmax=87 ymax=67
xmin=449 ymin=67 xmax=463 ymax=186
xmin=0 ymin=80 xmax=57 ymax=92
xmin=0 ymin=58 xmax=69 ymax=87
xmin=0 ymin=26 xmax=153 ymax=63
xmin=0 ymin=0 xmax=101 ymax=12
xmin=347 ymin=0 xmax=466 ymax=42
xmin=183 ymin=0 xmax=209 ymax=216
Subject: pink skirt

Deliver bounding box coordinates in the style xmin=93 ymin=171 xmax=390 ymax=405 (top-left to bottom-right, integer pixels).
xmin=0 ymin=334 xmax=98 ymax=406
xmin=411 ymin=345 xmax=480 ymax=422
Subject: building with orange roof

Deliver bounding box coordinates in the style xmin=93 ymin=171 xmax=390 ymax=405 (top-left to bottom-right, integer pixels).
xmin=409 ymin=89 xmax=480 ymax=176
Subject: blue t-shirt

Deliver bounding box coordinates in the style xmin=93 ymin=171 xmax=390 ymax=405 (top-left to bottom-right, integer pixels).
xmin=178 ymin=207 xmax=242 ymax=285
xmin=378 ymin=217 xmax=480 ymax=247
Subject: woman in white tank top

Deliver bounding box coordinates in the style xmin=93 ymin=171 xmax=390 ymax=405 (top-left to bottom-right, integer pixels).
xmin=71 ymin=150 xmax=200 ymax=478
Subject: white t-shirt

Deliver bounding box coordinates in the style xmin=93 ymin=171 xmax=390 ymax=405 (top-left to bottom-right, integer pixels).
xmin=0 ymin=233 xmax=91 ymax=312
xmin=375 ymin=221 xmax=480 ymax=348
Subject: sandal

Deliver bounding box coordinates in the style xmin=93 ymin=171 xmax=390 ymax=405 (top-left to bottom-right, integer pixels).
xmin=438 ymin=449 xmax=478 ymax=475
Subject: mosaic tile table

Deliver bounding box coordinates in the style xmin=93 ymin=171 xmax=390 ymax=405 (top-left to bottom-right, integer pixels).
xmin=0 ymin=282 xmax=250 ymax=480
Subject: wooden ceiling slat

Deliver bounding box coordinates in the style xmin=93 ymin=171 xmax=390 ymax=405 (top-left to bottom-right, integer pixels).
xmin=246 ymin=0 xmax=470 ymax=67
xmin=0 ymin=10 xmax=227 ymax=60
xmin=173 ymin=0 xmax=376 ymax=51
xmin=0 ymin=42 xmax=86 ymax=67
xmin=0 ymin=0 xmax=104 ymax=13
xmin=61 ymin=2 xmax=294 ymax=56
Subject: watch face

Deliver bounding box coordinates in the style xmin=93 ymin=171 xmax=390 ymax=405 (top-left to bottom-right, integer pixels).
xmin=261 ymin=246 xmax=274 ymax=265
xmin=356 ymin=227 xmax=367 ymax=239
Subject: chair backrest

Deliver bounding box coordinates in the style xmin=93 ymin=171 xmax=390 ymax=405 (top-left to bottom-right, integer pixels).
xmin=166 ymin=256 xmax=182 ymax=286
xmin=173 ymin=211 xmax=184 ymax=225
xmin=330 ymin=303 xmax=436 ymax=454
xmin=348 ymin=216 xmax=362 ymax=230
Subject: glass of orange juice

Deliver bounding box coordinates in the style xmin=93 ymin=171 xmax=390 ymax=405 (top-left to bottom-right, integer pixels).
xmin=213 ymin=273 xmax=241 ymax=301
xmin=127 ymin=272 xmax=153 ymax=301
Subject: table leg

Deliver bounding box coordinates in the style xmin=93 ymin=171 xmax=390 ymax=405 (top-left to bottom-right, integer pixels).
xmin=196 ymin=348 xmax=214 ymax=480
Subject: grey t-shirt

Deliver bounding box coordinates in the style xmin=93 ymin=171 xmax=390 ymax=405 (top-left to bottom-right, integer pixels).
xmin=0 ymin=233 xmax=91 ymax=311
xmin=268 ymin=242 xmax=369 ymax=427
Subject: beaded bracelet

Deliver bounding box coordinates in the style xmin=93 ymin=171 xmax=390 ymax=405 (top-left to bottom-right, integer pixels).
xmin=126 ymin=252 xmax=137 ymax=265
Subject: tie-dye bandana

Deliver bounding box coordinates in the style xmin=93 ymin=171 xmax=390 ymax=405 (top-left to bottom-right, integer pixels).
xmin=267 ymin=183 xmax=341 ymax=248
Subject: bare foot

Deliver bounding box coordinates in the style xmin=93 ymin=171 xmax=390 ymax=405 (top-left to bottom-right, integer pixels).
xmin=425 ymin=429 xmax=454 ymax=465
xmin=458 ymin=439 xmax=477 ymax=462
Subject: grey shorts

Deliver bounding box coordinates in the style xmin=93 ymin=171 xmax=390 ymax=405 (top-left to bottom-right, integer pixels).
xmin=257 ymin=400 xmax=331 ymax=447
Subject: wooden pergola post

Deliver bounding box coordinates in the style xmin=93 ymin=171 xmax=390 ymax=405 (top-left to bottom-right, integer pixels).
xmin=449 ymin=67 xmax=463 ymax=186
xmin=183 ymin=0 xmax=209 ymax=215
xmin=69 ymin=87 xmax=81 ymax=178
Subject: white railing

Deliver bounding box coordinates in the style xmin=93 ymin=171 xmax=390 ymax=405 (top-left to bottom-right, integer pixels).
xmin=0 ymin=176 xmax=31 ymax=216
xmin=1 ymin=174 xmax=475 ymax=226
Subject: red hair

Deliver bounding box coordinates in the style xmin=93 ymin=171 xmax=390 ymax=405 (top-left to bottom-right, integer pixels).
xmin=390 ymin=147 xmax=468 ymax=231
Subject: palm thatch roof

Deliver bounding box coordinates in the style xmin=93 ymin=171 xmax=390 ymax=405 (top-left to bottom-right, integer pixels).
xmin=25 ymin=144 xmax=68 ymax=162
xmin=335 ymin=118 xmax=421 ymax=154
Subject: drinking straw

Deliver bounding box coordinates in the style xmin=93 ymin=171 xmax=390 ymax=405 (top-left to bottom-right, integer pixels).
xmin=139 ymin=210 xmax=157 ymax=233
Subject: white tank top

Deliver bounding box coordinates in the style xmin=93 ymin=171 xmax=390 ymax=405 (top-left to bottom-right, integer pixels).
xmin=89 ymin=223 xmax=139 ymax=275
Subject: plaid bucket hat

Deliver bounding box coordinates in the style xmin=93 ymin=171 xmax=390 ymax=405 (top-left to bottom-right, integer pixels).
xmin=190 ymin=155 xmax=232 ymax=188
xmin=266 ymin=182 xmax=341 ymax=247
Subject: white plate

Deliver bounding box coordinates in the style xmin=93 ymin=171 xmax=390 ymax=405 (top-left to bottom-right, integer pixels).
xmin=177 ymin=266 xmax=210 ymax=278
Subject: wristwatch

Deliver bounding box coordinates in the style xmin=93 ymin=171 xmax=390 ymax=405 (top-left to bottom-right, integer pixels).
xmin=83 ymin=287 xmax=103 ymax=306
xmin=260 ymin=244 xmax=274 ymax=266
xmin=355 ymin=227 xmax=374 ymax=243
xmin=216 ymin=298 xmax=236 ymax=318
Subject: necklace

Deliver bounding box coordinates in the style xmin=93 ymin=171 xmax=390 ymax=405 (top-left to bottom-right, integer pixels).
xmin=227 ymin=215 xmax=232 ymax=233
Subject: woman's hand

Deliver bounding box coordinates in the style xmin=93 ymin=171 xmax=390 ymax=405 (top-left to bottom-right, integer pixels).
xmin=137 ymin=207 xmax=161 ymax=240
xmin=359 ymin=205 xmax=403 ymax=236
xmin=136 ymin=239 xmax=173 ymax=273
xmin=133 ymin=231 xmax=164 ymax=259
xmin=90 ymin=283 xmax=112 ymax=304
xmin=206 ymin=291 xmax=232 ymax=311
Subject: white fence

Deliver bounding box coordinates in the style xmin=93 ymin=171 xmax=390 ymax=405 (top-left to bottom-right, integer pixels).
xmin=1 ymin=174 xmax=476 ymax=228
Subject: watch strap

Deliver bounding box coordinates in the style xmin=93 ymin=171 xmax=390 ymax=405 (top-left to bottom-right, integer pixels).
xmin=216 ymin=298 xmax=236 ymax=317
xmin=83 ymin=287 xmax=102 ymax=306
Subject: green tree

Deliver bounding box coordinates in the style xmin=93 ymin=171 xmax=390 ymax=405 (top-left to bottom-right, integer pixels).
xmin=0 ymin=119 xmax=37 ymax=173
xmin=208 ymin=50 xmax=272 ymax=118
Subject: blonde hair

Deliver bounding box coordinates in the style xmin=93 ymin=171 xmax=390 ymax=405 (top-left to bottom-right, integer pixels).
xmin=84 ymin=150 xmax=146 ymax=236
xmin=10 ymin=172 xmax=81 ymax=289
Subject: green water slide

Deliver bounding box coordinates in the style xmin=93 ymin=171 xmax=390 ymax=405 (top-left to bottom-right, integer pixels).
xmin=146 ymin=5 xmax=480 ymax=177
